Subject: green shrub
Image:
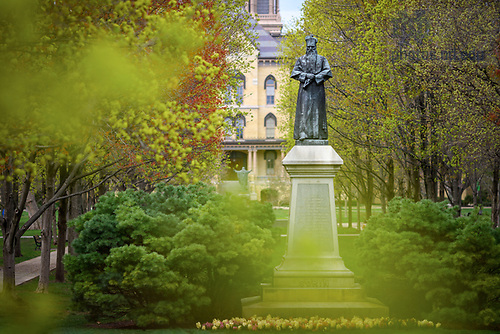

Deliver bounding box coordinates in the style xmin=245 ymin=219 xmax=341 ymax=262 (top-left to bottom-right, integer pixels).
xmin=357 ymin=198 xmax=500 ymax=329
xmin=260 ymin=188 xmax=278 ymax=206
xmin=65 ymin=183 xmax=275 ymax=327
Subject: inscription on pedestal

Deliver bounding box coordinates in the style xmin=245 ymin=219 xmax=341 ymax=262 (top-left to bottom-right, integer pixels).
xmin=292 ymin=184 xmax=334 ymax=256
xmin=298 ymin=280 xmax=330 ymax=288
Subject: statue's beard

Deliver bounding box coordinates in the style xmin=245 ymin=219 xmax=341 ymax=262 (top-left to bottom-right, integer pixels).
xmin=306 ymin=48 xmax=317 ymax=63
xmin=306 ymin=48 xmax=317 ymax=56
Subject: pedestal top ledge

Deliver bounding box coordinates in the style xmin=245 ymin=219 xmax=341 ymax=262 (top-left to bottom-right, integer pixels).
xmin=282 ymin=145 xmax=343 ymax=166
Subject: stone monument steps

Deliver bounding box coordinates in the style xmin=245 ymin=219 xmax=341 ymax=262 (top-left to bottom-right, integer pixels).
xmin=273 ymin=275 xmax=356 ymax=288
xmin=242 ymin=299 xmax=389 ymax=319
xmin=262 ymin=286 xmax=367 ymax=302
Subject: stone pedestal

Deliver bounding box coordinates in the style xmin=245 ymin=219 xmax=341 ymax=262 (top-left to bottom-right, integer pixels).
xmin=242 ymin=145 xmax=388 ymax=319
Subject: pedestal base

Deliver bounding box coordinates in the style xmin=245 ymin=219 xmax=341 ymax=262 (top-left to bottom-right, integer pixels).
xmin=242 ymin=270 xmax=388 ymax=319
xmin=242 ymin=299 xmax=389 ymax=319
xmin=242 ymin=145 xmax=388 ymax=319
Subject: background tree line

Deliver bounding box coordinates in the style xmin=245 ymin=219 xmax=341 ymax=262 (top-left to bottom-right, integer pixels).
xmin=279 ymin=0 xmax=500 ymax=226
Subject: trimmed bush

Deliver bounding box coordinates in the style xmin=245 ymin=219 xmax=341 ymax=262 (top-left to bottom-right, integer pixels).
xmin=261 ymin=188 xmax=279 ymax=206
xmin=65 ymin=183 xmax=275 ymax=327
xmin=357 ymin=198 xmax=500 ymax=329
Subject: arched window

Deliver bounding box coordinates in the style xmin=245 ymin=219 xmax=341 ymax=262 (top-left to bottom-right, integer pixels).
xmin=265 ymin=75 xmax=276 ymax=105
xmin=236 ymin=72 xmax=245 ymax=104
xmin=264 ymin=113 xmax=277 ymax=138
xmin=234 ymin=115 xmax=245 ymax=139
xmin=224 ymin=117 xmax=233 ymax=139
xmin=225 ymin=73 xmax=245 ymax=105
xmin=264 ymin=150 xmax=277 ymax=175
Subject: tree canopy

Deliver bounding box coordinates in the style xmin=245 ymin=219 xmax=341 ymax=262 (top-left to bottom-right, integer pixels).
xmin=0 ymin=0 xmax=255 ymax=292
xmin=279 ymin=0 xmax=500 ymax=224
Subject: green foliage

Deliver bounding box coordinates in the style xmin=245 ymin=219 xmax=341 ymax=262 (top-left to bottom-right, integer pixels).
xmin=357 ymin=198 xmax=500 ymax=329
xmin=0 ymin=294 xmax=61 ymax=334
xmin=0 ymin=0 xmax=255 ymax=191
xmin=66 ymin=183 xmax=275 ymax=327
xmin=278 ymin=0 xmax=500 ymax=213
xmin=260 ymin=188 xmax=279 ymax=206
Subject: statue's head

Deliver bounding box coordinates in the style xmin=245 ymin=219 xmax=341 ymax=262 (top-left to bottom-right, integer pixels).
xmin=305 ymin=35 xmax=317 ymax=54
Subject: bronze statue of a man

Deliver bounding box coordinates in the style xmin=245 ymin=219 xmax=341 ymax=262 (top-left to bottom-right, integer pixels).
xmin=291 ymin=35 xmax=332 ymax=143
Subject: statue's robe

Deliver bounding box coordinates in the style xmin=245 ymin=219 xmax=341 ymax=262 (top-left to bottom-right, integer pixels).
xmin=291 ymin=54 xmax=332 ymax=140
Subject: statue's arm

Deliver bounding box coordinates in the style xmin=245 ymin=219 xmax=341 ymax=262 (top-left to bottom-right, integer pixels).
xmin=291 ymin=58 xmax=307 ymax=83
xmin=315 ymin=57 xmax=333 ymax=84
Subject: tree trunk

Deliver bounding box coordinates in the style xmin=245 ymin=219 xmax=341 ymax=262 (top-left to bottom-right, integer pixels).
xmin=412 ymin=164 xmax=420 ymax=202
xmin=365 ymin=160 xmax=374 ymax=221
xmin=347 ymin=186 xmax=353 ymax=229
xmin=55 ymin=198 xmax=67 ymax=282
xmin=439 ymin=164 xmax=446 ymax=201
xmin=344 ymin=193 xmax=348 ymax=224
xmin=356 ymin=192 xmax=361 ymax=230
xmin=338 ymin=193 xmax=343 ymax=227
xmin=380 ymin=187 xmax=386 ymax=213
xmin=1 ymin=172 xmax=23 ymax=294
xmin=2 ymin=210 xmax=16 ymax=294
xmin=472 ymin=180 xmax=479 ymax=208
xmin=52 ymin=209 xmax=58 ymax=245
xmin=14 ymin=232 xmax=22 ymax=257
xmin=492 ymin=159 xmax=499 ymax=228
xmin=36 ymin=162 xmax=57 ymax=293
xmin=422 ymin=159 xmax=438 ymax=201
xmin=26 ymin=191 xmax=43 ymax=229
xmin=68 ymin=179 xmax=83 ymax=255
xmin=2 ymin=241 xmax=16 ymax=294
xmin=398 ymin=178 xmax=405 ymax=197
xmin=55 ymin=163 xmax=69 ymax=282
xmin=386 ymin=157 xmax=395 ymax=202
xmin=449 ymin=170 xmax=463 ymax=217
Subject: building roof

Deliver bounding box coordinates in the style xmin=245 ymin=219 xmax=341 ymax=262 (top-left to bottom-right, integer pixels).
xmin=252 ymin=20 xmax=281 ymax=60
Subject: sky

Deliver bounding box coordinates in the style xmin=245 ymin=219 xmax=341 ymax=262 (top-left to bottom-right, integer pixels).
xmin=279 ymin=0 xmax=306 ymax=32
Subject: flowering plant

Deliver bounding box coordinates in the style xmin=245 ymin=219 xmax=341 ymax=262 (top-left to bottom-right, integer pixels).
xmin=196 ymin=316 xmax=441 ymax=331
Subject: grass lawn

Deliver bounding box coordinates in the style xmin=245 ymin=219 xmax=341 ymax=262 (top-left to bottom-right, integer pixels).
xmin=273 ymin=206 xmax=493 ymax=226
xmin=0 ymin=234 xmax=58 ymax=266
xmin=273 ymin=208 xmax=289 ymax=220
xmin=0 ymin=211 xmax=42 ymax=237
xmin=1 ymin=238 xmax=40 ymax=266
xmin=274 ymin=206 xmax=384 ymax=225
xmin=461 ymin=207 xmax=491 ymax=216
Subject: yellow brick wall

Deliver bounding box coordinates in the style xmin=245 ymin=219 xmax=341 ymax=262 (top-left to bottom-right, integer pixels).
xmin=239 ymin=55 xmax=283 ymax=140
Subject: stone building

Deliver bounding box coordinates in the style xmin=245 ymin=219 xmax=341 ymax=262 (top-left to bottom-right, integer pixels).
xmin=220 ymin=0 xmax=289 ymax=203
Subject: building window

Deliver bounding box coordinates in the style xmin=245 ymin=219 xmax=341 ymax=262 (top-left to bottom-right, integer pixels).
xmin=265 ymin=75 xmax=276 ymax=105
xmin=225 ymin=73 xmax=245 ymax=105
xmin=224 ymin=115 xmax=246 ymax=140
xmin=224 ymin=117 xmax=233 ymax=139
xmin=234 ymin=115 xmax=245 ymax=139
xmin=257 ymin=0 xmax=269 ymax=14
xmin=265 ymin=150 xmax=277 ymax=175
xmin=236 ymin=72 xmax=245 ymax=104
xmin=264 ymin=113 xmax=277 ymax=139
